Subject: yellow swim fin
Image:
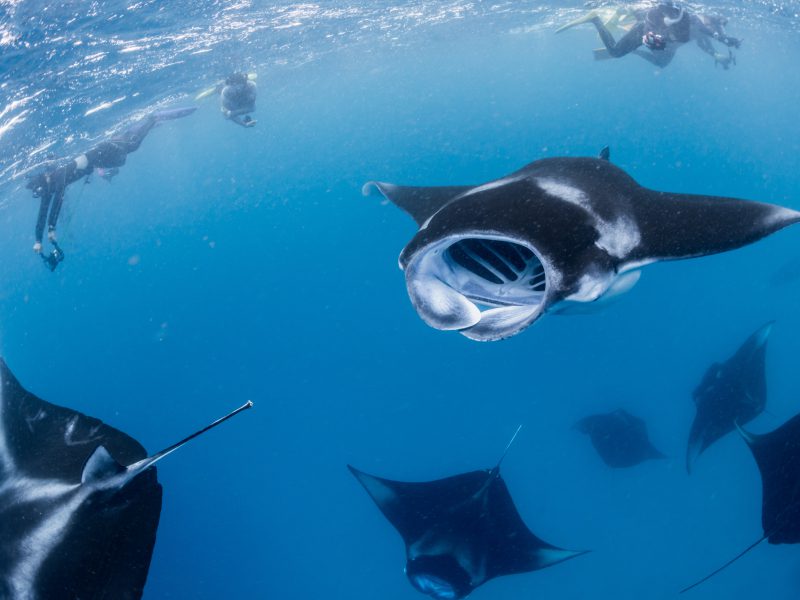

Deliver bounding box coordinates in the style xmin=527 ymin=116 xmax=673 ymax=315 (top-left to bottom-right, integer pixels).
xmin=195 ymin=81 xmax=223 ymax=101
xmin=557 ymin=6 xmax=636 ymax=36
xmin=593 ymin=48 xmax=613 ymax=61
xmin=555 ymin=9 xmax=598 ymax=33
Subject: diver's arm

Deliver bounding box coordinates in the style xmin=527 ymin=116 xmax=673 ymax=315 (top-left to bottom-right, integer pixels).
xmin=695 ymin=35 xmax=717 ymax=57
xmin=719 ymin=34 xmax=741 ymax=48
xmin=696 ymin=36 xmax=734 ymax=68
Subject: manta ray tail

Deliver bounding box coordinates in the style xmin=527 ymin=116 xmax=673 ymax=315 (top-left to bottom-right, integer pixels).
xmin=483 ymin=424 xmax=524 ymax=488
xmin=495 ymin=424 xmax=523 ymax=469
xmin=128 ymin=400 xmax=254 ymax=474
xmin=679 ymin=535 xmax=767 ymax=594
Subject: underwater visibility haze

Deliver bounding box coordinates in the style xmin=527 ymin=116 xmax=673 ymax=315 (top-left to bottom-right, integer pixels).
xmin=2 ymin=0 xmax=800 ymax=598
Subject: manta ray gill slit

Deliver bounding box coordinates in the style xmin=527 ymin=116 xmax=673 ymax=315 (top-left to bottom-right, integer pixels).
xmin=431 ymin=236 xmax=547 ymax=308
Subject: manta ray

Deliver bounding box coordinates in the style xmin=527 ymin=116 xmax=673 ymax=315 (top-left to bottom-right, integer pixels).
xmin=686 ymin=322 xmax=773 ymax=473
xmin=575 ymin=409 xmax=665 ymax=468
xmin=349 ymin=428 xmax=586 ymax=599
xmin=0 ymin=358 xmax=251 ymax=600
xmin=364 ymin=150 xmax=800 ymax=341
xmin=682 ymin=413 xmax=800 ymax=593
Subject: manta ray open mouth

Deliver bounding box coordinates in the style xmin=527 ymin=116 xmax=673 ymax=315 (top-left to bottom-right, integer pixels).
xmin=405 ymin=235 xmax=549 ymax=340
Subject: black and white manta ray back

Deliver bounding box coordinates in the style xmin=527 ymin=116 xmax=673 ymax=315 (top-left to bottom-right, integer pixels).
xmin=0 ymin=359 xmax=252 ymax=600
xmin=349 ymin=433 xmax=586 ymax=599
xmin=364 ymin=153 xmax=800 ymax=341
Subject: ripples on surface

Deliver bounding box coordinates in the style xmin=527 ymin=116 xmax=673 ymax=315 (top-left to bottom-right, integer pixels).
xmin=0 ymin=0 xmax=799 ymax=191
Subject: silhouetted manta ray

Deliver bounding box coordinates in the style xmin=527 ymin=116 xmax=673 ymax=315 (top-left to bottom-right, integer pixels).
xmin=348 ymin=429 xmax=586 ymax=599
xmin=0 ymin=358 xmax=252 ymax=600
xmin=681 ymin=413 xmax=800 ymax=593
xmin=363 ymin=150 xmax=800 ymax=341
xmin=686 ymin=322 xmax=773 ymax=474
xmin=575 ymin=409 xmax=665 ymax=468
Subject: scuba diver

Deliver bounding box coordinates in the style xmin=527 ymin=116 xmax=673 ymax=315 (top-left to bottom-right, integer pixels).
xmin=557 ymin=3 xmax=741 ymax=69
xmin=26 ymin=106 xmax=196 ymax=271
xmin=196 ymin=73 xmax=257 ymax=128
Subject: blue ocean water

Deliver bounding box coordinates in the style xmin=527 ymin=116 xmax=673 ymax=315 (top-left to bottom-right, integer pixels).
xmin=1 ymin=1 xmax=800 ymax=598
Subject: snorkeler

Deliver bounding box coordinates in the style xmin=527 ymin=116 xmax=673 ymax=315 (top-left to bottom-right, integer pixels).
xmin=557 ymin=3 xmax=741 ymax=69
xmin=26 ymin=106 xmax=196 ymax=270
xmin=196 ymin=73 xmax=257 ymax=128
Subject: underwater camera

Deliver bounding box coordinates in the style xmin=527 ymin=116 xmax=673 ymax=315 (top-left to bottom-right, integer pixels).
xmin=41 ymin=242 xmax=65 ymax=272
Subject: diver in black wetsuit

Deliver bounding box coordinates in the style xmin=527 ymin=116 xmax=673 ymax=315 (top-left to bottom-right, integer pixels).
xmin=220 ymin=73 xmax=257 ymax=128
xmin=26 ymin=107 xmax=195 ymax=270
xmin=589 ymin=3 xmax=740 ymax=69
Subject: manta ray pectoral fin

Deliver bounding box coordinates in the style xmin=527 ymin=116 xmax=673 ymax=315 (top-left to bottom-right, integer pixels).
xmin=407 ymin=274 xmax=482 ymax=331
xmin=81 ymin=445 xmax=126 ymax=484
xmin=753 ymin=321 xmax=775 ymax=348
xmin=348 ymin=465 xmax=397 ymax=507
xmin=552 ymin=271 xmax=640 ymax=316
xmin=362 ymin=181 xmax=471 ymax=227
xmin=460 ymin=305 xmax=542 ymax=342
xmin=602 ymin=269 xmax=640 ymax=298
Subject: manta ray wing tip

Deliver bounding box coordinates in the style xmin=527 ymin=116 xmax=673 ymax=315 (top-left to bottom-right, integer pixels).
xmin=361 ymin=181 xmax=381 ymax=197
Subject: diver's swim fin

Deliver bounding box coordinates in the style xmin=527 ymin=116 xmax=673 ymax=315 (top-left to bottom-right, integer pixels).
xmin=195 ymin=83 xmax=222 ymax=101
xmin=152 ymin=107 xmax=197 ymax=121
xmin=593 ymin=48 xmax=613 ymax=61
xmin=555 ymin=9 xmax=599 ymax=33
xmin=556 ymin=7 xmax=637 ymax=34
xmin=196 ymin=74 xmax=256 ymax=100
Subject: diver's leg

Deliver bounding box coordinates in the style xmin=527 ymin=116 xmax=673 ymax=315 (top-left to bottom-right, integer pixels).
xmin=591 ymin=18 xmax=644 ymax=57
xmin=47 ymin=187 xmax=66 ymax=240
xmin=34 ymin=190 xmax=52 ymax=247
xmin=112 ymin=116 xmax=158 ymax=153
xmin=634 ymin=47 xmax=676 ymax=68
xmin=110 ymin=106 xmax=196 ymax=154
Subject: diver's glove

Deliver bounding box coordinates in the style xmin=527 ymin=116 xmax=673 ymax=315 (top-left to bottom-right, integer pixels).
xmin=33 ymin=241 xmax=42 ymax=253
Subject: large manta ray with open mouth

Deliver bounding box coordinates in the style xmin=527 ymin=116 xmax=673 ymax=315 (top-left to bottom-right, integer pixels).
xmin=363 ymin=150 xmax=800 ymax=341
